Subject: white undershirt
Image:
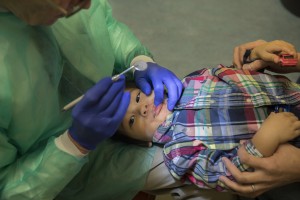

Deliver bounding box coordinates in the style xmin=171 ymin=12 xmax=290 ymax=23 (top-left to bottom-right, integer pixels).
xmin=55 ymin=131 xmax=87 ymax=158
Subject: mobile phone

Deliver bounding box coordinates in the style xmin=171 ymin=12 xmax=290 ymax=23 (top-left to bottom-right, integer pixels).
xmin=279 ymin=54 xmax=298 ymax=67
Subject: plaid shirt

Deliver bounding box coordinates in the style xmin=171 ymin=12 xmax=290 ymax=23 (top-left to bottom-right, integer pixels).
xmin=153 ymin=65 xmax=300 ymax=190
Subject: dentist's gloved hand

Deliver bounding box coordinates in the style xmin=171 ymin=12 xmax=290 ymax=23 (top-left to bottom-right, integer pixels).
xmin=134 ymin=62 xmax=183 ymax=111
xmin=69 ymin=75 xmax=130 ymax=150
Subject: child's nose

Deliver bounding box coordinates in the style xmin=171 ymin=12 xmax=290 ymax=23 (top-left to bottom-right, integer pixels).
xmin=140 ymin=104 xmax=148 ymax=116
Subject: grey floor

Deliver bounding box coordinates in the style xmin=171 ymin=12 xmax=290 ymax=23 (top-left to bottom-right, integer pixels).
xmin=109 ymin=0 xmax=300 ymax=200
xmin=110 ymin=0 xmax=300 ymax=81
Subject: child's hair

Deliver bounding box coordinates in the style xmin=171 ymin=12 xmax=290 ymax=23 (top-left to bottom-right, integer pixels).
xmin=125 ymin=80 xmax=137 ymax=89
xmin=111 ymin=130 xmax=152 ymax=147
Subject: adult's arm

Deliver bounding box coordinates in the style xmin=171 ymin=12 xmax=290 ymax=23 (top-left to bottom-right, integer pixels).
xmin=103 ymin=0 xmax=154 ymax=76
xmin=0 ymin=132 xmax=87 ymax=200
xmin=102 ymin=0 xmax=183 ymax=110
xmin=52 ymin=0 xmax=182 ymax=111
xmin=52 ymin=0 xmax=153 ymax=83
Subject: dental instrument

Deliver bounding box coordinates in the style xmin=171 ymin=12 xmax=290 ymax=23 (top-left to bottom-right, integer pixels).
xmin=62 ymin=61 xmax=148 ymax=111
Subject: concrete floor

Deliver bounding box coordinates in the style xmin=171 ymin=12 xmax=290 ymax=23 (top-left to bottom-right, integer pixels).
xmin=110 ymin=0 xmax=300 ymax=81
xmin=109 ymin=0 xmax=300 ymax=200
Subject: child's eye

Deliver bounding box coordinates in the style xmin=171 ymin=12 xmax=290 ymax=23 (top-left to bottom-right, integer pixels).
xmin=129 ymin=115 xmax=135 ymax=127
xmin=136 ymin=91 xmax=140 ymax=103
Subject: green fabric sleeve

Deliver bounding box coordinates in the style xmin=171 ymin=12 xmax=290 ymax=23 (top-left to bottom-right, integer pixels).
xmin=52 ymin=0 xmax=153 ymax=82
xmin=101 ymin=0 xmax=153 ymax=78
xmin=0 ymin=136 xmax=87 ymax=200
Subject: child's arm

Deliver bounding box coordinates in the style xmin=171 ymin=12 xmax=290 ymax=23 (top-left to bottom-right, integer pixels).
xmin=251 ymin=112 xmax=300 ymax=157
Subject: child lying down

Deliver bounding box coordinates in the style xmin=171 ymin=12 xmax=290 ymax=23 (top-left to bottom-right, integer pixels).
xmin=114 ymin=65 xmax=300 ymax=191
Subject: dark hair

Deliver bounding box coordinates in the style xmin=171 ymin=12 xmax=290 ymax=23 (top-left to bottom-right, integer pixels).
xmin=111 ymin=130 xmax=153 ymax=148
xmin=125 ymin=80 xmax=137 ymax=89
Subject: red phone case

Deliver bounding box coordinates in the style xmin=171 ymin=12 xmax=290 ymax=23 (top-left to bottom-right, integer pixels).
xmin=279 ymin=54 xmax=298 ymax=67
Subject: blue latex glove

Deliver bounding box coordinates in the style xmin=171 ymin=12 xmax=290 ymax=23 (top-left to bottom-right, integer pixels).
xmin=69 ymin=75 xmax=130 ymax=150
xmin=134 ymin=62 xmax=183 ymax=110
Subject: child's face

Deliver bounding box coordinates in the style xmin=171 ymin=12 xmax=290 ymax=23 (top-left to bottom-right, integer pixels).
xmin=119 ymin=88 xmax=172 ymax=142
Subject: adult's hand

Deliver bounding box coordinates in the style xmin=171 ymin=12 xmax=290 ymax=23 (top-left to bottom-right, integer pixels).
xmin=250 ymin=40 xmax=297 ymax=63
xmin=233 ymin=40 xmax=267 ymax=69
xmin=134 ymin=62 xmax=183 ymax=111
xmin=69 ymin=75 xmax=130 ymax=150
xmin=219 ymin=144 xmax=300 ymax=198
xmin=243 ymin=40 xmax=298 ymax=72
xmin=233 ymin=40 xmax=299 ymax=73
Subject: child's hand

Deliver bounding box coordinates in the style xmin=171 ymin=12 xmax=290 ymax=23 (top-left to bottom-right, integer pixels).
xmin=250 ymin=40 xmax=297 ymax=64
xmin=258 ymin=112 xmax=300 ymax=144
xmin=252 ymin=112 xmax=300 ymax=157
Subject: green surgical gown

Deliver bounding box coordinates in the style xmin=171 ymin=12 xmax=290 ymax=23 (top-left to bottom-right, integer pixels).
xmin=0 ymin=0 xmax=156 ymax=199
